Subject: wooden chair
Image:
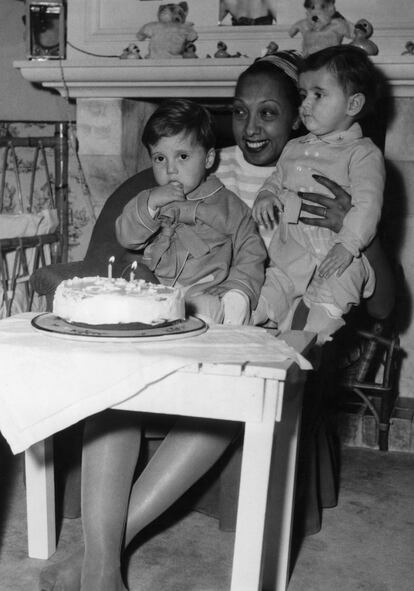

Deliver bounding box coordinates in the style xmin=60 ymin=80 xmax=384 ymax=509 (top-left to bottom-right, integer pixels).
xmin=336 ymin=301 xmax=402 ymax=451
xmin=0 ymin=123 xmax=69 ymax=317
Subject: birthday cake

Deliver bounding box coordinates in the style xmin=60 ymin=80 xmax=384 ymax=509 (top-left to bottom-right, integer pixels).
xmin=53 ymin=276 xmax=185 ymax=326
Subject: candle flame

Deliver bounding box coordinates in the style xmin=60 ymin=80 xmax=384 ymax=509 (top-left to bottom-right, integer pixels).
xmin=109 ymin=256 xmax=115 ymax=263
xmin=131 ymin=261 xmax=138 ymax=270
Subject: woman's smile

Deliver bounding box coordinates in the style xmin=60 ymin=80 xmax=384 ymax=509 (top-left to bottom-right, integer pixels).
xmin=244 ymin=138 xmax=270 ymax=152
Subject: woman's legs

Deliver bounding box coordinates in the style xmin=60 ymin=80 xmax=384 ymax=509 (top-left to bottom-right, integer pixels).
xmin=80 ymin=410 xmax=143 ymax=591
xmin=124 ymin=416 xmax=239 ymax=547
xmin=39 ymin=413 xmax=239 ymax=591
xmin=39 ymin=409 xmax=143 ymax=591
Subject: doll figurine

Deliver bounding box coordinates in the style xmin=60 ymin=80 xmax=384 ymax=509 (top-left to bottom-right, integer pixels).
xmin=182 ymin=41 xmax=198 ymax=58
xmin=263 ymin=41 xmax=279 ymax=56
xmin=349 ymin=19 xmax=378 ymax=56
xmin=289 ymin=0 xmax=353 ymax=57
xmin=136 ymin=2 xmax=198 ymax=59
xmin=402 ymin=41 xmax=414 ymax=55
xmin=214 ymin=41 xmax=242 ymax=58
xmin=219 ymin=0 xmax=277 ymax=26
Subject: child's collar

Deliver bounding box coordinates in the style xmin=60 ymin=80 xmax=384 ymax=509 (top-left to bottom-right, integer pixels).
xmin=299 ymin=122 xmax=363 ymax=145
xmin=186 ymin=175 xmax=223 ymax=201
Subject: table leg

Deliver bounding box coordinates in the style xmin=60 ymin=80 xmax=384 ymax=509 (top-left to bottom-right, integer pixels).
xmin=262 ymin=367 xmax=306 ymax=591
xmin=25 ymin=438 xmax=56 ymax=559
xmin=230 ymin=379 xmax=280 ymax=591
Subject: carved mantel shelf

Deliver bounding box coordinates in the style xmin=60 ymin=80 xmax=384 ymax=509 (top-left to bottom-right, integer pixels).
xmin=13 ymin=56 xmax=414 ymax=99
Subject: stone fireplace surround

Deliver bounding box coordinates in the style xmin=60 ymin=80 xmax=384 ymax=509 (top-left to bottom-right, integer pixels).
xmin=14 ymin=0 xmax=414 ymax=400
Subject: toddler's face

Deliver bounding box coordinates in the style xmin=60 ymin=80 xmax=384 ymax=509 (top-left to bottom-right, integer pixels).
xmin=298 ymin=67 xmax=353 ymax=137
xmin=149 ymin=131 xmax=215 ymax=195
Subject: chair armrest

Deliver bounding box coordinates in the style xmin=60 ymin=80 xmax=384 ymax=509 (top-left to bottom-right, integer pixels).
xmin=30 ymin=261 xmax=97 ymax=311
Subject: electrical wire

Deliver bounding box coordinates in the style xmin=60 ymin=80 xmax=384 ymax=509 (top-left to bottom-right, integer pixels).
xmin=67 ymin=40 xmax=121 ymax=59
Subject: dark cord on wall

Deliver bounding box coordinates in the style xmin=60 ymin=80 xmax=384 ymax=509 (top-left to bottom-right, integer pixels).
xmin=67 ymin=40 xmax=120 ymax=58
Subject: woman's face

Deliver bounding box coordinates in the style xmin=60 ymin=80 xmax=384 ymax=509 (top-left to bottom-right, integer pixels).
xmin=232 ymin=72 xmax=298 ymax=167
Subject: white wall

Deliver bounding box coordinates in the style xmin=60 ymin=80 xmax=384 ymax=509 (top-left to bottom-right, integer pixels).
xmin=0 ymin=0 xmax=75 ymax=121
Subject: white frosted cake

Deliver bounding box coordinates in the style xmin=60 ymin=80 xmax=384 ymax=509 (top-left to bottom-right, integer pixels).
xmin=53 ymin=276 xmax=185 ymax=325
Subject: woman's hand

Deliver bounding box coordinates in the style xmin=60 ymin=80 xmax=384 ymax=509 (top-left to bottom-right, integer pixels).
xmin=298 ymin=174 xmax=352 ymax=233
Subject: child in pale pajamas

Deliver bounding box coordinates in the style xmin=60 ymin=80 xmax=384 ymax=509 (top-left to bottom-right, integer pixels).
xmin=252 ymin=45 xmax=385 ymax=342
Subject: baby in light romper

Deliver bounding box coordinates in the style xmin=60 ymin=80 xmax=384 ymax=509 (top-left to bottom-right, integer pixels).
xmin=252 ymin=45 xmax=385 ymax=342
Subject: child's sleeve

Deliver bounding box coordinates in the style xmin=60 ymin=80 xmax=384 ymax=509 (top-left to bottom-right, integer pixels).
xmin=214 ymin=195 xmax=267 ymax=309
xmin=115 ymin=189 xmax=161 ymax=250
xmin=259 ymin=160 xmax=302 ymax=224
xmin=336 ymin=143 xmax=385 ymax=256
xmin=259 ymin=165 xmax=283 ymax=198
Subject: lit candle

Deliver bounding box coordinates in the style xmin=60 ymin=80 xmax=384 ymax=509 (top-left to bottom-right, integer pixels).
xmin=108 ymin=256 xmax=115 ymax=279
xmin=130 ymin=260 xmax=137 ymax=282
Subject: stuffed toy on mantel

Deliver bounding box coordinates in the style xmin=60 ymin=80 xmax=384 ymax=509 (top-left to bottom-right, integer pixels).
xmin=289 ymin=0 xmax=353 ymax=57
xmin=136 ymin=2 xmax=198 ymax=59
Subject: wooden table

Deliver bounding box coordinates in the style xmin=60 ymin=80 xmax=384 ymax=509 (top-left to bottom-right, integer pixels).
xmin=24 ymin=330 xmax=315 ymax=591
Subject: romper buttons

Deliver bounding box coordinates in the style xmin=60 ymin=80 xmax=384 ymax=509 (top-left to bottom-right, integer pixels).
xmin=315 ymin=151 xmax=319 ymax=157
xmin=297 ymin=166 xmax=302 ymax=171
xmin=304 ymin=150 xmax=309 ymax=156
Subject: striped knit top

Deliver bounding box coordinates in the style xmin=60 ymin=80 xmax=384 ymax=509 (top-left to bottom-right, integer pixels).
xmin=214 ymin=145 xmax=275 ymax=247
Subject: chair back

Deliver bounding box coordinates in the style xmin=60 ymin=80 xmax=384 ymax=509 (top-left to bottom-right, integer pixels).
xmin=0 ymin=123 xmax=69 ymax=316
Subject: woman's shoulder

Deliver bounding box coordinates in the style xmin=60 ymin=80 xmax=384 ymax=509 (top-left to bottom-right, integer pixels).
xmin=215 ymin=145 xmax=239 ymax=165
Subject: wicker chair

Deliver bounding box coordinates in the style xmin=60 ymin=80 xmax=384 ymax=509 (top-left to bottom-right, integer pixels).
xmin=0 ymin=123 xmax=69 ymax=317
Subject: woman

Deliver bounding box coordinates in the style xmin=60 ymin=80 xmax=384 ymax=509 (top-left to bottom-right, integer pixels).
xmin=40 ymin=51 xmax=393 ymax=591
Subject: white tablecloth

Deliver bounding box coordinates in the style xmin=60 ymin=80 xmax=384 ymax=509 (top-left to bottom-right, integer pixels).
xmin=0 ymin=313 xmax=311 ymax=454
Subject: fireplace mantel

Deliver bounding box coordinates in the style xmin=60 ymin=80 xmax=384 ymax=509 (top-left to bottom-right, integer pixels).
xmin=13 ymin=56 xmax=414 ymax=99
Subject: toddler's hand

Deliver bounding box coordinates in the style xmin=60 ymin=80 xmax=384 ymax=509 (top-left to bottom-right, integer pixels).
xmin=318 ymin=243 xmax=353 ymax=279
xmin=252 ymin=190 xmax=282 ymax=230
xmin=222 ymin=290 xmax=250 ymax=325
xmin=148 ymin=181 xmax=185 ymax=210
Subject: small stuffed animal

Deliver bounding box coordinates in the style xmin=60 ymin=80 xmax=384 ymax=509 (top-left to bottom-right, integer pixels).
xmin=263 ymin=41 xmax=279 ymax=56
xmin=136 ymin=2 xmax=198 ymax=59
xmin=182 ymin=41 xmax=198 ymax=59
xmin=289 ymin=0 xmax=353 ymax=57
xmin=402 ymin=41 xmax=414 ymax=55
xmin=349 ymin=19 xmax=378 ymax=56
xmin=119 ymin=44 xmax=142 ymax=60
xmin=214 ymin=41 xmax=242 ymax=58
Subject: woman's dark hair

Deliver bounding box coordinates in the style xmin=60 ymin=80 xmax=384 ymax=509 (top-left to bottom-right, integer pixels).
xmin=235 ymin=58 xmax=301 ymax=112
xmin=142 ymin=99 xmax=216 ymax=151
xmin=299 ymin=45 xmax=381 ymax=118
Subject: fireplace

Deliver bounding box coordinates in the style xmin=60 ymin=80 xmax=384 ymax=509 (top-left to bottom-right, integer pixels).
xmin=14 ymin=0 xmax=414 ymax=399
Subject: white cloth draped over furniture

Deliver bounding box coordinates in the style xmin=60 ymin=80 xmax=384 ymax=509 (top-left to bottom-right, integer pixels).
xmin=0 ymin=313 xmax=311 ymax=455
xmin=0 ymin=123 xmax=69 ymax=318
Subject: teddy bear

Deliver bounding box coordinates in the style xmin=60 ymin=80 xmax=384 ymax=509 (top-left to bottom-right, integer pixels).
xmin=349 ymin=19 xmax=379 ymax=56
xmin=136 ymin=2 xmax=198 ymax=59
xmin=289 ymin=0 xmax=353 ymax=57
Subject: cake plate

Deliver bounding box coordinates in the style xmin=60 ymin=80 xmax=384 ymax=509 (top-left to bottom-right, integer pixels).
xmin=31 ymin=313 xmax=208 ymax=343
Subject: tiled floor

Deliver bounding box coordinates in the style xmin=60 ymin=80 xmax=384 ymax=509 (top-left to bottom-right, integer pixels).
xmin=0 ymin=438 xmax=413 ymax=591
